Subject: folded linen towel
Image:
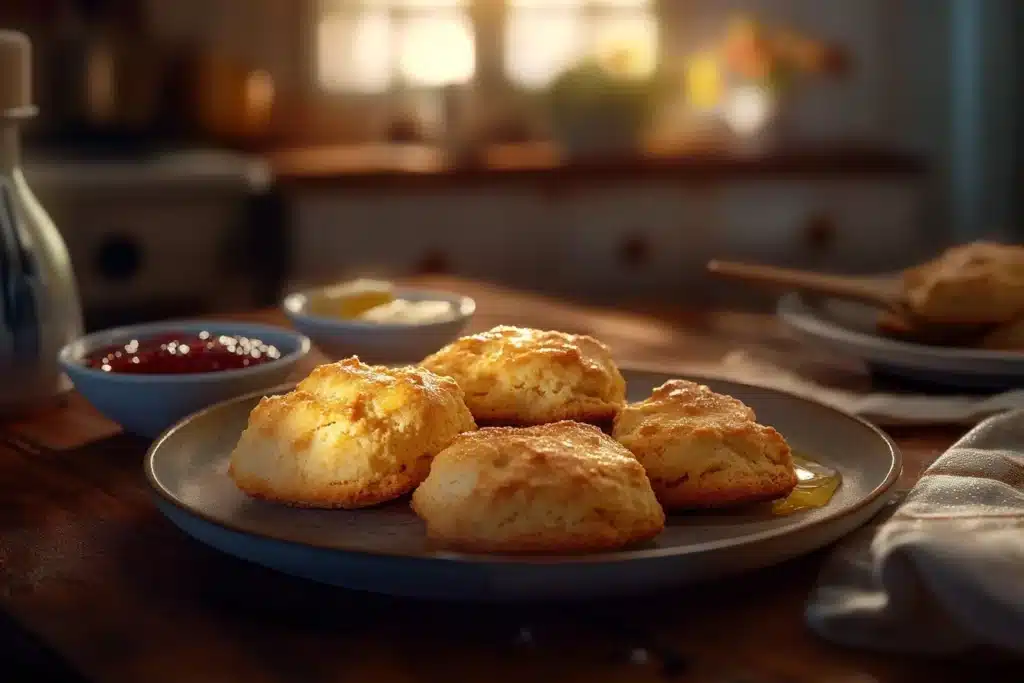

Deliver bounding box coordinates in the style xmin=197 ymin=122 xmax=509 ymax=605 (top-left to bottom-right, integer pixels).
xmin=805 ymin=410 xmax=1024 ymax=655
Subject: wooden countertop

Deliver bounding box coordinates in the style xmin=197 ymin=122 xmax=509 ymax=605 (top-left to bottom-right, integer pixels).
xmin=269 ymin=143 xmax=926 ymax=189
xmin=0 ymin=277 xmax=1009 ymax=683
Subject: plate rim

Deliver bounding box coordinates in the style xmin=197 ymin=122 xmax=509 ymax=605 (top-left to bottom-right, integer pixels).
xmin=777 ymin=292 xmax=1024 ymax=365
xmin=144 ymin=366 xmax=902 ymax=566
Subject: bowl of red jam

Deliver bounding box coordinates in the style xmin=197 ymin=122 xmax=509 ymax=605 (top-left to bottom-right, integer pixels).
xmin=59 ymin=321 xmax=310 ymax=438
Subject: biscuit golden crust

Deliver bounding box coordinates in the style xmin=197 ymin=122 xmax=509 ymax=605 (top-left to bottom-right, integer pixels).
xmin=901 ymin=241 xmax=1024 ymax=324
xmin=411 ymin=421 xmax=665 ymax=553
xmin=612 ymin=380 xmax=797 ymax=510
xmin=420 ymin=326 xmax=626 ymax=426
xmin=981 ymin=317 xmax=1024 ymax=351
xmin=229 ymin=357 xmax=476 ymax=509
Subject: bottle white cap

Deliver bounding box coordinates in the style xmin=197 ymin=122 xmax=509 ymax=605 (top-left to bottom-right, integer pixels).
xmin=0 ymin=30 xmax=34 ymax=116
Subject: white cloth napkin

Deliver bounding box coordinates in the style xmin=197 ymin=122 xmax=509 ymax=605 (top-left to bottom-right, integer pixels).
xmin=805 ymin=411 xmax=1024 ymax=655
xmin=692 ymin=350 xmax=1024 ymax=427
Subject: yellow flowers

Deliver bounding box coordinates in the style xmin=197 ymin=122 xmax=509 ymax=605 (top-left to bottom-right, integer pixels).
xmin=723 ymin=15 xmax=775 ymax=82
xmin=681 ymin=12 xmax=846 ymax=107
xmin=684 ymin=51 xmax=723 ymax=109
xmin=721 ymin=13 xmax=844 ymax=85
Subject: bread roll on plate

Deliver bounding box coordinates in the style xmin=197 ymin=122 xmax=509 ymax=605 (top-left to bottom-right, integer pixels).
xmin=411 ymin=421 xmax=665 ymax=553
xmin=980 ymin=317 xmax=1024 ymax=351
xmin=229 ymin=357 xmax=476 ymax=509
xmin=421 ymin=326 xmax=626 ymax=426
xmin=901 ymin=241 xmax=1024 ymax=324
xmin=613 ymin=380 xmax=797 ymax=510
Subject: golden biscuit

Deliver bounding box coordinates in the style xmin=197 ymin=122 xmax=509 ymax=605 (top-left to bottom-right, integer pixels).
xmin=411 ymin=421 xmax=665 ymax=553
xmin=901 ymin=241 xmax=1024 ymax=324
xmin=876 ymin=309 xmax=916 ymax=339
xmin=876 ymin=309 xmax=989 ymax=347
xmin=980 ymin=317 xmax=1024 ymax=351
xmin=613 ymin=380 xmax=797 ymax=510
xmin=229 ymin=357 xmax=476 ymax=509
xmin=421 ymin=326 xmax=626 ymax=426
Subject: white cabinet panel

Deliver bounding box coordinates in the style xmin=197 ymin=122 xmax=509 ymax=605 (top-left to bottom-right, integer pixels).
xmin=290 ymin=189 xmax=548 ymax=287
xmin=288 ymin=176 xmax=926 ymax=300
xmin=714 ymin=179 xmax=924 ymax=271
xmin=49 ymin=198 xmax=246 ymax=309
xmin=291 ymin=192 xmax=443 ymax=280
xmin=420 ymin=191 xmax=552 ymax=288
xmin=814 ymin=180 xmax=924 ymax=270
xmin=716 ymin=182 xmax=818 ymax=261
xmin=555 ymin=185 xmax=712 ymax=299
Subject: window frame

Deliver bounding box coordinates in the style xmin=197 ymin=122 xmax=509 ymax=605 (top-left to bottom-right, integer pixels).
xmin=503 ymin=1 xmax=660 ymax=90
xmin=309 ymin=0 xmax=479 ymax=96
xmin=290 ymin=0 xmax=663 ymax=143
xmin=306 ymin=0 xmax=661 ymax=97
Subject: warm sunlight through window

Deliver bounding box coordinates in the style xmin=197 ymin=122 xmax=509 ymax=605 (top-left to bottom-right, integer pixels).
xmin=316 ymin=0 xmax=475 ymax=92
xmin=505 ymin=10 xmax=584 ymax=89
xmin=317 ymin=8 xmax=392 ymax=93
xmin=505 ymin=0 xmax=658 ymax=89
xmin=398 ymin=14 xmax=475 ymax=87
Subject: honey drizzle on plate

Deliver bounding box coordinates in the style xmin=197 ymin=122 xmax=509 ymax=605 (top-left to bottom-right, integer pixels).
xmin=771 ymin=452 xmax=842 ymax=515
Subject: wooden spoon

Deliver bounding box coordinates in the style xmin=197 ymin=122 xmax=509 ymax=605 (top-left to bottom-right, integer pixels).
xmin=706 ymin=259 xmax=992 ymax=346
xmin=706 ymin=260 xmax=904 ymax=311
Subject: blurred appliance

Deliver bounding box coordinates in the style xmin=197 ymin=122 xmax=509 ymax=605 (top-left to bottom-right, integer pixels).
xmin=27 ymin=0 xmax=201 ymax=155
xmin=23 ymin=150 xmax=278 ymax=330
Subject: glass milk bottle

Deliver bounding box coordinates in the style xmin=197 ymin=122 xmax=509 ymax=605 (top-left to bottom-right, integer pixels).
xmin=0 ymin=31 xmax=83 ymax=412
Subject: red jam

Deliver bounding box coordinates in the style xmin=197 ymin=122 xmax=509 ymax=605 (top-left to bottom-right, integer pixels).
xmin=85 ymin=331 xmax=282 ymax=375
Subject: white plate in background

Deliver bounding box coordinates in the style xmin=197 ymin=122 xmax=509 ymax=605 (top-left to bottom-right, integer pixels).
xmin=777 ymin=292 xmax=1024 ymax=391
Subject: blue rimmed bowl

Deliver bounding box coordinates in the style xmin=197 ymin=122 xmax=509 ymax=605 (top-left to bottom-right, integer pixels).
xmin=58 ymin=320 xmax=311 ymax=438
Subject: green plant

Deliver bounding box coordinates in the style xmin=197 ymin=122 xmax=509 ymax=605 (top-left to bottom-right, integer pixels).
xmin=544 ymin=57 xmax=671 ymax=134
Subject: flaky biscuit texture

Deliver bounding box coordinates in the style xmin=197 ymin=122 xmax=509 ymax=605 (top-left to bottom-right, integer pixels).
xmin=613 ymin=380 xmax=797 ymax=510
xmin=411 ymin=421 xmax=665 ymax=552
xmin=421 ymin=326 xmax=626 ymax=425
xmin=901 ymin=241 xmax=1024 ymax=324
xmin=229 ymin=357 xmax=476 ymax=509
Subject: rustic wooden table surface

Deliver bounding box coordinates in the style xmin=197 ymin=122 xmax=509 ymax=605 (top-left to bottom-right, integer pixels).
xmin=0 ymin=277 xmax=1013 ymax=683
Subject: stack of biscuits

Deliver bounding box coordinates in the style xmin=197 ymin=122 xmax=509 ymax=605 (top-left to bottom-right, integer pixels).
xmin=879 ymin=241 xmax=1024 ymax=350
xmin=229 ymin=325 xmax=799 ymax=553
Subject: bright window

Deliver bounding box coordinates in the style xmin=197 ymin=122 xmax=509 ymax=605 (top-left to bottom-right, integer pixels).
xmin=313 ymin=0 xmax=657 ymax=94
xmin=315 ymin=0 xmax=475 ymax=93
xmin=504 ymin=0 xmax=658 ymax=89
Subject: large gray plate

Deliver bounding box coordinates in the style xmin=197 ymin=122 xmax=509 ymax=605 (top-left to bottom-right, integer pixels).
xmin=778 ymin=292 xmax=1024 ymax=390
xmin=145 ymin=369 xmax=901 ymax=601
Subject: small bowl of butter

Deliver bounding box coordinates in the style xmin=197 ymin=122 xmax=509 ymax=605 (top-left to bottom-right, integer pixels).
xmin=282 ymin=279 xmax=475 ymax=363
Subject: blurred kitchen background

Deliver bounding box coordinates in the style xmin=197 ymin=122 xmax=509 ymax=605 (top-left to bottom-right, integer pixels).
xmin=1 ymin=0 xmax=1021 ymax=329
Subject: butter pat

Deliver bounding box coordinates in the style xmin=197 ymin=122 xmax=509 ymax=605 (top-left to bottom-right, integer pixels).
xmin=307 ymin=279 xmax=395 ymax=319
xmin=357 ymin=299 xmax=457 ymax=325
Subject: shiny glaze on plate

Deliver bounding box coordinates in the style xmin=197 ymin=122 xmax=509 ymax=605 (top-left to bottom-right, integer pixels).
xmin=772 ymin=452 xmax=842 ymax=515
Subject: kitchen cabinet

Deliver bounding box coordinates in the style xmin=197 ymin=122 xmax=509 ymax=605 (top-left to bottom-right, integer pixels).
xmin=714 ymin=179 xmax=924 ymax=271
xmin=285 ymin=156 xmax=927 ymax=303
xmin=26 ymin=152 xmax=272 ymax=328
xmin=551 ymin=185 xmax=712 ymax=299
xmin=290 ymin=189 xmax=551 ymax=287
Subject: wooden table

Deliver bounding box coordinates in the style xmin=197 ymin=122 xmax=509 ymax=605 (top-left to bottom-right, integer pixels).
xmin=0 ymin=277 xmax=1010 ymax=683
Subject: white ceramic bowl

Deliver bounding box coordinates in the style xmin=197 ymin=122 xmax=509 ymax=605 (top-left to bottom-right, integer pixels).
xmin=282 ymin=287 xmax=475 ymax=364
xmin=58 ymin=320 xmax=310 ymax=438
